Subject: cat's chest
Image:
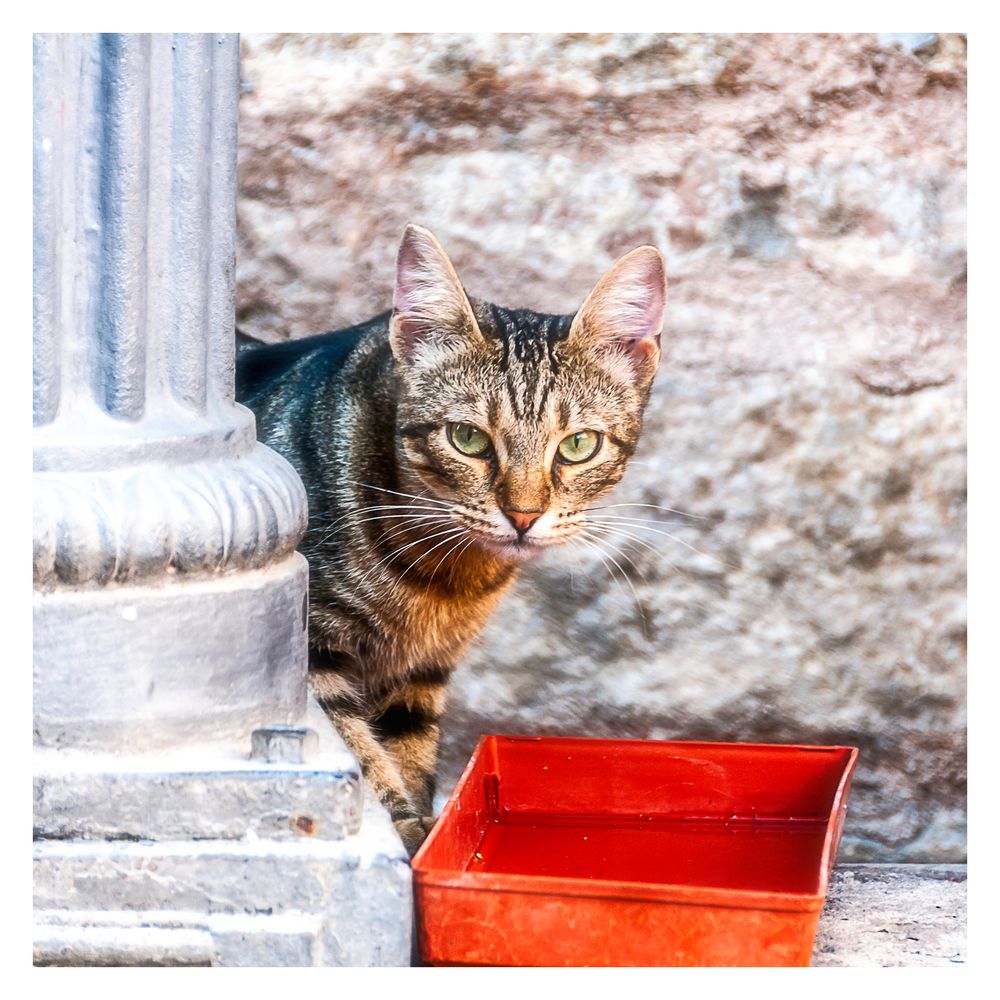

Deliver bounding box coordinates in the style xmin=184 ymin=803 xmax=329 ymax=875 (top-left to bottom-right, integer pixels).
xmin=397 ymin=583 xmax=510 ymax=663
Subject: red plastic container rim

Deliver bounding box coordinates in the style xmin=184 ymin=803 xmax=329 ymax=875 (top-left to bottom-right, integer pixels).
xmin=413 ymin=735 xmax=859 ymax=913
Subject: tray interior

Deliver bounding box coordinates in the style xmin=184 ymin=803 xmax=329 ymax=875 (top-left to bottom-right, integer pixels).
xmin=469 ymin=815 xmax=830 ymax=894
xmin=418 ymin=736 xmax=855 ymax=897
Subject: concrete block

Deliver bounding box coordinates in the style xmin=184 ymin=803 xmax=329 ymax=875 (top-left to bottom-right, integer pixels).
xmin=34 ymin=702 xmax=362 ymax=842
xmin=33 ymin=809 xmax=412 ymax=964
xmin=251 ymin=725 xmax=319 ymax=763
xmin=34 ymin=912 xmax=215 ymax=967
xmin=33 ymin=698 xmax=413 ymax=966
xmin=33 ymin=909 xmax=325 ymax=967
xmin=33 ymin=554 xmax=309 ymax=752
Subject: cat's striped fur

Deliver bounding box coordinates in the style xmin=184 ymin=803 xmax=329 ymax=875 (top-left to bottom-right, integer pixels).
xmin=236 ymin=226 xmax=666 ymax=854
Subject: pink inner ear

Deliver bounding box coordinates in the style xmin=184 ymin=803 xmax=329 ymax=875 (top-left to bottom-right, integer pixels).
xmin=393 ymin=239 xmax=426 ymax=316
xmin=393 ymin=312 xmax=426 ymax=355
xmin=631 ymin=335 xmax=660 ymax=361
xmin=623 ymin=253 xmax=667 ymax=347
xmin=584 ymin=249 xmax=666 ymax=352
xmin=568 ymin=248 xmax=666 ymax=384
xmin=390 ymin=225 xmax=480 ymax=364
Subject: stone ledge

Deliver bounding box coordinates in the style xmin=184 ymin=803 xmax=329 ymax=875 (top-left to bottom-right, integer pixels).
xmin=33 ymin=554 xmax=310 ymax=752
xmin=34 ymin=909 xmax=326 ymax=967
xmin=814 ymin=864 xmax=966 ymax=967
xmin=34 ymin=700 xmax=362 ymax=842
xmin=33 ymin=698 xmax=413 ymax=966
xmin=33 ymin=798 xmax=412 ymax=965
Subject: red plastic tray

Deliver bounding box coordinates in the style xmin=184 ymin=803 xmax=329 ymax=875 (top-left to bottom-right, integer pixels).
xmin=412 ymin=735 xmax=858 ymax=966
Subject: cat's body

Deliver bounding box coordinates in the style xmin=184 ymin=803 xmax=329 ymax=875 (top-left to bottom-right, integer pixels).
xmin=236 ymin=226 xmax=666 ymax=853
xmin=237 ymin=308 xmax=521 ymax=845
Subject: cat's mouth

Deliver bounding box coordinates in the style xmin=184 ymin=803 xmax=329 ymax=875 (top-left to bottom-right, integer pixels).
xmin=469 ymin=530 xmax=567 ymax=561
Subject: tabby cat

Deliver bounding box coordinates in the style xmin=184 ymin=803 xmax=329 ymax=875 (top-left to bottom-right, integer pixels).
xmin=236 ymin=225 xmax=667 ymax=854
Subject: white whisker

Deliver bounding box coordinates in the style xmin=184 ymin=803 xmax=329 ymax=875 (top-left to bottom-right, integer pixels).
xmin=586 ymin=502 xmax=707 ymax=520
xmin=390 ymin=527 xmax=470 ymax=592
xmin=377 ymin=515 xmax=455 ymax=546
xmin=343 ymin=479 xmax=454 ymax=508
xmin=345 ymin=512 xmax=454 ymax=530
xmin=587 ymin=515 xmax=733 ymax=570
xmin=428 ymin=531 xmax=476 ymax=583
xmin=583 ymin=522 xmax=686 ymax=579
xmin=575 ymin=531 xmax=648 ymax=636
xmin=582 ymin=523 xmax=659 ymax=572
xmin=349 ymin=524 xmax=465 ymax=601
xmin=314 ymin=504 xmax=455 ymax=543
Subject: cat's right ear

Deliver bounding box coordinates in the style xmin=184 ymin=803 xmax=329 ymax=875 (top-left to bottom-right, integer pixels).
xmin=389 ymin=224 xmax=482 ymax=366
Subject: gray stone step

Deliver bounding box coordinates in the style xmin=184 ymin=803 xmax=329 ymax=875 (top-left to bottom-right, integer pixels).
xmin=34 ymin=909 xmax=324 ymax=967
xmin=33 ymin=701 xmax=361 ymax=843
xmin=33 ymin=698 xmax=412 ymax=966
xmin=34 ymin=826 xmax=408 ymax=918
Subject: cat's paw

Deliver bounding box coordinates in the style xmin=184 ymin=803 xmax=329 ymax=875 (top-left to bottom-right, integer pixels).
xmin=394 ymin=815 xmax=436 ymax=858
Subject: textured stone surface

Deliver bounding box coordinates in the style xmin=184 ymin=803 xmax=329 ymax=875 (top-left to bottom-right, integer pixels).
xmin=33 ymin=829 xmax=412 ymax=965
xmin=33 ymin=699 xmax=413 ymax=966
xmin=34 ymin=910 xmax=332 ymax=967
xmin=236 ymin=33 xmax=967 ymax=862
xmin=33 ymin=554 xmax=309 ymax=751
xmin=34 ymin=701 xmax=362 ymax=842
xmin=814 ymin=864 xmax=966 ymax=966
xmin=33 ymin=33 xmax=310 ymax=754
xmin=35 ymin=864 xmax=965 ymax=967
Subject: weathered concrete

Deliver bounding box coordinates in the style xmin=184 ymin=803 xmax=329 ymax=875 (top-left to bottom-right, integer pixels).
xmin=814 ymin=864 xmax=966 ymax=966
xmin=32 ymin=34 xmax=411 ymax=964
xmin=33 ymin=700 xmax=413 ymax=966
xmin=34 ymin=702 xmax=362 ymax=843
xmin=33 ymin=815 xmax=412 ymax=965
xmin=35 ymin=913 xmax=217 ymax=967
xmin=34 ymin=858 xmax=965 ymax=966
xmin=33 ymin=555 xmax=309 ymax=751
xmin=236 ymin=33 xmax=967 ymax=863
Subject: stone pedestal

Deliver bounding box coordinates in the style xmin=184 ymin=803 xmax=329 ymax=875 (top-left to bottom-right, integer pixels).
xmin=33 ymin=700 xmax=412 ymax=967
xmin=32 ymin=32 xmax=410 ymax=965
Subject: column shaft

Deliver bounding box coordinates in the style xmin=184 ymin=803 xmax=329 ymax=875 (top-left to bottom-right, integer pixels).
xmin=33 ymin=33 xmax=310 ymax=750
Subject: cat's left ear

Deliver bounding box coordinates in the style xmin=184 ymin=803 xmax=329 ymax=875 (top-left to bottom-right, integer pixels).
xmin=568 ymin=246 xmax=667 ymax=386
xmin=389 ymin=224 xmax=483 ymax=367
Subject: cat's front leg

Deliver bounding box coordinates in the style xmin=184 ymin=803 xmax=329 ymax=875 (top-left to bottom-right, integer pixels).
xmin=326 ymin=707 xmax=433 ymax=857
xmin=312 ymin=659 xmax=449 ymax=857
xmin=393 ymin=816 xmax=437 ymax=856
xmin=312 ymin=664 xmax=423 ymax=841
xmin=369 ymin=664 xmax=451 ymax=854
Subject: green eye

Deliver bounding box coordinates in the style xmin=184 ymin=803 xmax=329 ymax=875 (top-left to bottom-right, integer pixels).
xmin=448 ymin=422 xmax=492 ymax=457
xmin=558 ymin=430 xmax=601 ymax=464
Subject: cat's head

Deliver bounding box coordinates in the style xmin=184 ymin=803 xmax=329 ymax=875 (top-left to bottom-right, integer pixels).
xmin=389 ymin=224 xmax=666 ymax=561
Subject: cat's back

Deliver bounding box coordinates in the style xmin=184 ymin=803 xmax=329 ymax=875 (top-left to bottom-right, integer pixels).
xmin=235 ymin=311 xmax=393 ymax=472
xmin=235 ymin=311 xmax=389 ymax=405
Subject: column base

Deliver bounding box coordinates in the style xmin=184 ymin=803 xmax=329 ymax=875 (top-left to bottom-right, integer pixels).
xmin=33 ymin=698 xmax=413 ymax=967
xmin=34 ymin=553 xmax=309 ymax=751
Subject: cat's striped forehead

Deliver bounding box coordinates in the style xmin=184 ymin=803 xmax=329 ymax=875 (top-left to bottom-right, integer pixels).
xmin=401 ymin=297 xmax=644 ymax=457
xmin=473 ymin=302 xmax=575 ymax=424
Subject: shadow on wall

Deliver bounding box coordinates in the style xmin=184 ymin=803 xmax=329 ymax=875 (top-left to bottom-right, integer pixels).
xmin=235 ymin=32 xmax=967 ymax=862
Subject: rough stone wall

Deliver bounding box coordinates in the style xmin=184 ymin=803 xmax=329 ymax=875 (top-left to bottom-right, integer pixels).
xmin=236 ymin=33 xmax=966 ymax=861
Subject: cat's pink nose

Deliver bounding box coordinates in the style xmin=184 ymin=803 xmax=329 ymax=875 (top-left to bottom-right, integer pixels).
xmin=503 ymin=509 xmax=543 ymax=534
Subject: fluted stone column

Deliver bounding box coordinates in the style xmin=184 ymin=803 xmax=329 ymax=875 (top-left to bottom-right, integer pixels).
xmin=32 ymin=33 xmax=412 ymax=967
xmin=33 ymin=33 xmax=309 ymax=749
